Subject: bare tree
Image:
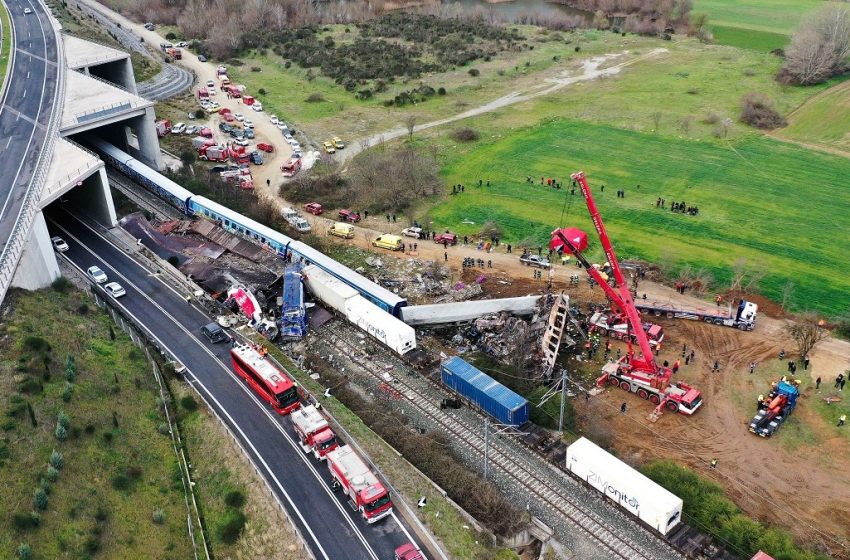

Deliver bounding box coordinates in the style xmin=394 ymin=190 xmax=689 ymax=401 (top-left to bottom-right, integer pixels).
xmin=781 ymin=281 xmax=795 ymax=312
xmin=651 ymin=111 xmax=662 ymax=132
xmin=680 ymin=115 xmax=694 ymax=135
xmin=784 ymin=312 xmax=828 ymax=357
xmin=729 ymin=258 xmax=766 ymax=292
xmin=781 ymin=5 xmax=850 ymax=84
xmin=404 ymin=115 xmax=417 ymax=141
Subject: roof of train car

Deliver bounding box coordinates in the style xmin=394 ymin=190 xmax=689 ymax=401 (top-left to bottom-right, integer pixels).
xmin=191 ymin=195 xmax=292 ymax=247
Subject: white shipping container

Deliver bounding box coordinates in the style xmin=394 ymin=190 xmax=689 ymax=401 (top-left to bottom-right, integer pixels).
xmin=344 ymin=296 xmax=416 ymax=355
xmin=566 ymin=437 xmax=683 ymax=535
xmin=302 ymin=265 xmax=359 ymax=313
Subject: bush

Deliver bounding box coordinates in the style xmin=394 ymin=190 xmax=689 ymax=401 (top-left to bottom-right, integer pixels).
xmin=165 ymin=32 xmax=176 ymax=40
xmin=468 ymin=68 xmax=480 ymax=77
xmin=13 ymin=513 xmax=37 ymax=530
xmin=224 ymin=489 xmax=246 ymax=508
xmin=152 ymin=509 xmax=165 ymax=524
xmin=84 ymin=536 xmax=101 ymax=554
xmin=451 ymin=128 xmax=480 ymax=142
xmin=51 ymin=276 xmax=71 ymax=293
xmin=33 ymin=488 xmax=48 ymax=510
xmin=217 ymin=509 xmax=246 ymax=544
xmin=305 ymin=92 xmax=325 ymax=103
xmin=111 ymin=474 xmax=131 ymax=491
xmin=46 ymin=466 xmax=59 ymax=482
xmin=250 ymin=66 xmax=261 ymax=72
xmin=62 ymin=383 xmax=74 ymax=402
xmin=180 ymin=395 xmax=198 ymax=411
xmin=258 ymin=87 xmax=267 ymax=95
xmin=55 ymin=424 xmax=67 ymax=441
xmin=49 ymin=449 xmax=63 ymax=469
xmin=16 ymin=544 xmax=32 ymax=560
xmin=739 ymin=93 xmax=786 ymax=130
xmin=22 ymin=336 xmax=50 ymax=353
xmin=57 ymin=412 xmax=70 ymax=430
xmin=94 ymin=505 xmax=109 ymax=522
xmin=437 ymin=86 xmax=446 ymax=95
xmin=39 ymin=478 xmax=51 ymax=495
xmin=77 ymin=303 xmax=89 ymax=315
xmin=158 ymin=423 xmax=170 ymax=435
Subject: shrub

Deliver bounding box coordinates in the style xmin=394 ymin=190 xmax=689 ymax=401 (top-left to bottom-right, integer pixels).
xmin=57 ymin=412 xmax=70 ymax=430
xmin=180 ymin=395 xmax=198 ymax=411
xmin=29 ymin=512 xmax=40 ymax=527
xmin=27 ymin=402 xmax=37 ymax=427
xmin=128 ymin=465 xmax=143 ymax=480
xmin=739 ymin=92 xmax=786 ymax=130
xmin=46 ymin=466 xmax=59 ymax=482
xmin=55 ymin=424 xmax=67 ymax=441
xmin=52 ymin=276 xmax=71 ymax=293
xmin=165 ymin=32 xmax=176 ymax=40
xmin=217 ymin=509 xmax=246 ymax=544
xmin=16 ymin=544 xmax=32 ymax=560
xmin=158 ymin=423 xmax=170 ymax=435
xmin=22 ymin=336 xmax=50 ymax=353
xmin=84 ymin=536 xmax=101 ymax=554
xmin=224 ymin=490 xmax=246 ymax=508
xmin=77 ymin=303 xmax=89 ymax=315
xmin=306 ymin=92 xmax=325 ymax=103
xmin=102 ymin=431 xmax=114 ymax=444
xmin=250 ymin=66 xmax=261 ymax=72
xmin=19 ymin=377 xmax=42 ymax=395
xmin=451 ymin=128 xmax=480 ymax=142
xmin=94 ymin=506 xmax=109 ymax=522
xmin=39 ymin=478 xmax=51 ymax=495
xmin=62 ymin=383 xmax=74 ymax=402
xmin=13 ymin=513 xmax=37 ymax=530
xmin=49 ymin=449 xmax=63 ymax=469
xmin=111 ymin=474 xmax=131 ymax=491
xmin=703 ymin=111 xmax=721 ymax=125
xmin=467 ymin=68 xmax=480 ymax=77
xmin=33 ymin=488 xmax=48 ymax=510
xmin=438 ymin=87 xmax=446 ymax=95
xmin=152 ymin=509 xmax=165 ymax=524
xmin=258 ymin=87 xmax=267 ymax=95
xmin=479 ymin=221 xmax=503 ymax=240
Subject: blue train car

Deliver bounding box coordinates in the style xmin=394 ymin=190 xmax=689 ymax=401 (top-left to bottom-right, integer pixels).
xmin=440 ymin=357 xmax=529 ymax=426
xmin=87 ymin=137 xmax=193 ymax=214
xmin=280 ymin=265 xmax=307 ymax=340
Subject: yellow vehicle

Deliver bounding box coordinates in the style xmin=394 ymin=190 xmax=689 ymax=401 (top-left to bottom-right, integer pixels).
xmin=372 ymin=234 xmax=402 ymax=251
xmin=332 ymin=137 xmax=345 ymax=149
xmin=328 ymin=222 xmax=355 ymax=239
xmin=322 ymin=141 xmax=336 ymax=154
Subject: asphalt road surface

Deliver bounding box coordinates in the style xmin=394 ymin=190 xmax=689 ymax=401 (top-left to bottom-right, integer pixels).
xmin=45 ymin=207 xmax=425 ymax=560
xmin=0 ymin=0 xmax=60 ymax=262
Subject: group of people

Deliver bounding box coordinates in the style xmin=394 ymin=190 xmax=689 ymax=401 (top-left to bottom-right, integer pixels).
xmin=655 ymin=198 xmax=700 ymax=216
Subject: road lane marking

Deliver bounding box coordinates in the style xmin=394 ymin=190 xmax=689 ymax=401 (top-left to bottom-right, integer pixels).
xmin=52 ymin=215 xmax=385 ymax=560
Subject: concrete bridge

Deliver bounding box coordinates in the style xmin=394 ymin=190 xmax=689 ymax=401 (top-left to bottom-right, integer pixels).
xmin=0 ymin=1 xmax=167 ymax=302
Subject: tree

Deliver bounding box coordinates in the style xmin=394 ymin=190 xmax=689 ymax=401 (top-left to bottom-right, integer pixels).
xmin=592 ymin=10 xmax=610 ymax=30
xmin=780 ymin=5 xmax=850 ymax=85
xmin=784 ymin=312 xmax=828 ymax=357
xmin=781 ymin=281 xmax=795 ymax=312
xmin=404 ymin=115 xmax=417 ymax=141
xmin=680 ymin=115 xmax=694 ymax=134
xmin=728 ymin=258 xmax=766 ymax=292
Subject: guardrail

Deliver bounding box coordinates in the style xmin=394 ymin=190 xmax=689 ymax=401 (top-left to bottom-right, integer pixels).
xmin=0 ymin=0 xmax=66 ymax=303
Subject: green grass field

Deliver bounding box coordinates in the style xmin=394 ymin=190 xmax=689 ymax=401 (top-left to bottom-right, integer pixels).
xmin=1 ymin=2 xmax=11 ymax=89
xmin=0 ymin=288 xmax=193 ymax=559
xmin=709 ymin=25 xmax=789 ymax=52
xmin=431 ymin=118 xmax=850 ymax=315
xmin=779 ymin=81 xmax=850 ymax=152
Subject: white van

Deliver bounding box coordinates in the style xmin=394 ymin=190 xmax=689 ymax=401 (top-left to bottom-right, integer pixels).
xmin=281 ymin=207 xmax=299 ymax=221
xmin=291 ymin=217 xmax=311 ymax=233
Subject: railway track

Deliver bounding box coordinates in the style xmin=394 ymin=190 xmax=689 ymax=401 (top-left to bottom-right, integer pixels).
xmin=316 ymin=322 xmax=683 ymax=560
xmin=107 ymin=169 xmax=183 ymax=222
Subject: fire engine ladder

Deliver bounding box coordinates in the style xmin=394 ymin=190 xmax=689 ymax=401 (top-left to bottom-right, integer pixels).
xmin=541 ymin=293 xmax=576 ymax=377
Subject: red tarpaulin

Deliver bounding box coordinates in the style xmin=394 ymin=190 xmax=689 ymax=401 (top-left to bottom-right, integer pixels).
xmin=549 ymin=227 xmax=589 ymax=254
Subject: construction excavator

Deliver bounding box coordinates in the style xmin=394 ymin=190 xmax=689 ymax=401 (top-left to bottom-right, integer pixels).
xmin=550 ymin=171 xmax=703 ymax=419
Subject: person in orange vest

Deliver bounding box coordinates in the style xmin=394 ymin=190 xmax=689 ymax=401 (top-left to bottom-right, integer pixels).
xmin=672 ymin=360 xmax=680 ymax=374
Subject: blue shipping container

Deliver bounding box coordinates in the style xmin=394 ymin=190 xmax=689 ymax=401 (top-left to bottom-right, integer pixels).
xmin=441 ymin=356 xmax=529 ymax=425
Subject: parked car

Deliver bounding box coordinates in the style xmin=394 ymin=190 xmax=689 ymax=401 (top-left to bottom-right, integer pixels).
xmin=86 ymin=266 xmax=108 ymax=284
xmin=277 ymin=123 xmax=289 ymax=131
xmin=322 ymin=141 xmax=336 ymax=154
xmin=144 ymin=22 xmax=154 ymax=30
xmin=251 ymin=102 xmax=263 ymax=112
xmin=243 ymin=119 xmax=254 ymax=128
xmin=234 ymin=112 xmax=244 ymax=121
xmin=198 ymin=55 xmax=207 ymax=62
xmin=177 ymin=41 xmax=188 ymax=48
xmin=233 ymin=138 xmax=250 ymax=147
xmin=401 ymin=227 xmax=422 ymax=239
xmin=103 ymin=282 xmax=126 ymax=298
xmin=291 ymin=150 xmax=303 ymax=159
xmin=332 ymin=137 xmax=345 ymax=149
xmin=283 ymin=132 xmax=293 ymax=141
xmin=201 ymin=322 xmax=230 ymax=344
xmin=51 ymin=236 xmax=69 ymax=252
xmin=206 ymin=79 xmax=215 ymax=88
xmin=289 ymin=141 xmax=301 ymax=151
xmin=218 ymin=123 xmax=232 ymax=133
xmin=244 ymin=128 xmax=255 ymax=139
xmin=519 ymin=254 xmax=551 ymax=268
xmin=304 ymin=203 xmax=323 ymax=215
xmin=256 ymin=143 xmax=274 ymax=153
xmin=199 ymin=127 xmax=213 ymax=138
xmin=270 ymin=115 xmax=279 ymax=125
xmin=223 ymin=112 xmax=234 ymax=122
xmin=171 ymin=122 xmax=186 ymax=134
xmin=184 ymin=124 xmax=200 ymax=135
xmin=211 ymin=164 xmax=239 ymax=173
xmin=250 ymin=151 xmax=263 ymax=165
xmin=433 ymin=232 xmax=458 ymax=245
xmin=338 ymin=209 xmax=361 ymax=223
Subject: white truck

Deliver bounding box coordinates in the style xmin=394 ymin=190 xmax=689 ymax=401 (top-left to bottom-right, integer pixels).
xmin=636 ymin=298 xmax=758 ymax=331
xmin=281 ymin=207 xmax=311 ymax=233
xmin=566 ymin=437 xmax=683 ymax=535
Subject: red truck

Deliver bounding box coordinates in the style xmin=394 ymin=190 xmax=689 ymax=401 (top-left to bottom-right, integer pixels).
xmin=338 ymin=209 xmax=361 ymax=223
xmin=433 ymin=231 xmax=458 ymax=245
xmin=229 ymin=146 xmax=250 ymax=165
xmin=290 ymin=405 xmax=339 ymax=460
xmin=224 ymin=85 xmax=241 ymax=98
xmin=395 ymin=544 xmax=426 ymax=560
xmin=166 ymin=47 xmax=182 ymax=60
xmin=197 ymin=87 xmax=209 ymax=100
xmin=221 ymin=168 xmax=254 ymax=190
xmin=281 ymin=158 xmax=301 ymax=177
xmin=155 ymin=119 xmax=171 ymax=138
xmin=327 ymin=446 xmax=392 ymax=523
xmin=242 ymin=95 xmax=255 ymax=105
xmin=199 ymin=145 xmax=228 ymax=162
xmin=304 ymin=202 xmax=323 ymax=215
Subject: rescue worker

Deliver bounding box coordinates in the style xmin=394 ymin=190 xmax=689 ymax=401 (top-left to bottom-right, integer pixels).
xmin=839 ymin=414 xmax=846 ymax=427
xmin=710 ymin=458 xmax=718 ymax=469
xmin=757 ymin=394 xmax=765 ymax=409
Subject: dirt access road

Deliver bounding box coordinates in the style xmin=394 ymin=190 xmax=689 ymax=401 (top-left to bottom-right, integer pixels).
xmin=78 ymin=0 xmax=293 ymax=188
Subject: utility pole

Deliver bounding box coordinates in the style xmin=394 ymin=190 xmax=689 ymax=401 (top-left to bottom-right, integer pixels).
xmin=483 ymin=419 xmax=490 ymax=480
xmin=559 ymin=367 xmax=568 ymax=432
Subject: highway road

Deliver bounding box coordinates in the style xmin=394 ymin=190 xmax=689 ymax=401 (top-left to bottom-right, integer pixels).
xmin=45 ymin=207 xmax=427 ymax=560
xmin=0 ymin=0 xmax=59 ymax=260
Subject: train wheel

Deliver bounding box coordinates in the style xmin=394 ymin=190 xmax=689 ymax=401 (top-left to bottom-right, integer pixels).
xmin=666 ymin=401 xmax=679 ymax=412
xmin=619 ymin=381 xmax=631 ymax=392
xmin=609 ymin=377 xmax=620 ymax=387
xmin=637 ymin=389 xmax=649 ymax=400
xmin=649 ymin=394 xmax=660 ymax=404
xmin=666 ymin=312 xmax=674 ymax=318
xmin=654 ymin=310 xmax=661 ymax=317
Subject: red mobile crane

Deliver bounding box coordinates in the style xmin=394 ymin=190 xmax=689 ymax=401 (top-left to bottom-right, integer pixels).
xmin=550 ymin=171 xmax=703 ymax=417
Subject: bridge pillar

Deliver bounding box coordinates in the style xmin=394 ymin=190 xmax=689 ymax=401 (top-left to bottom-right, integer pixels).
xmin=62 ymin=167 xmax=117 ymax=228
xmin=130 ymin=107 xmax=164 ymax=171
xmin=11 ymin=212 xmax=61 ymax=291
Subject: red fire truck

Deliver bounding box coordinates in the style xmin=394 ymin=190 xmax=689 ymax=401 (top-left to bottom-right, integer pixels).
xmin=327 ymin=446 xmax=393 ymax=523
xmin=230 ymin=342 xmax=300 ymax=415
xmin=290 ymin=404 xmax=339 ymax=460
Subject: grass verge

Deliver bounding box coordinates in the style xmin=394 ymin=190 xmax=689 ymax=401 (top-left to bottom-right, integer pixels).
xmin=0 ymin=287 xmax=193 ymax=559
xmin=249 ymin=333 xmax=517 ymax=560
xmin=0 ymin=1 xmax=11 ymax=91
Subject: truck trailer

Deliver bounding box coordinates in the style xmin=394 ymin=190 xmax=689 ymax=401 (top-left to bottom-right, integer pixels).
xmin=327 ymin=445 xmax=393 ymax=523
xmin=636 ymin=298 xmax=758 ymax=331
xmin=566 ymin=437 xmax=683 ymax=535
xmin=290 ymin=404 xmax=339 ymax=460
